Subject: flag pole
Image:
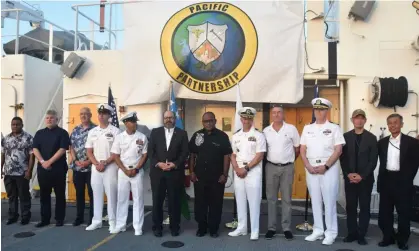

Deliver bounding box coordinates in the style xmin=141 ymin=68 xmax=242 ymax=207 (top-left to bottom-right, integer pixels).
xmin=296 ymin=80 xmax=316 ymax=232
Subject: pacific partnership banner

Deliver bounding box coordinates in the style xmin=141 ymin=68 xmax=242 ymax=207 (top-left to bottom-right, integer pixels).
xmin=123 ymin=1 xmax=304 ymax=104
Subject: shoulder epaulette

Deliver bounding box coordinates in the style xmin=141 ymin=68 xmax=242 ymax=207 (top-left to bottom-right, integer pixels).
xmin=233 ymin=129 xmax=241 ymax=134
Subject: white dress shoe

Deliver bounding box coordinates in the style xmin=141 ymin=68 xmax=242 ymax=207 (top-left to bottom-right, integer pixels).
xmin=304 ymin=233 xmax=324 ymax=241
xmin=228 ymin=229 xmax=247 ymax=237
xmin=110 ymin=227 xmax=126 ymax=234
xmin=250 ymin=233 xmax=259 ymax=240
xmin=322 ymin=237 xmax=335 ymax=245
xmin=108 ymin=221 xmax=116 ymax=233
xmin=86 ymin=223 xmax=102 ymax=231
xmin=135 ymin=230 xmax=143 ymax=236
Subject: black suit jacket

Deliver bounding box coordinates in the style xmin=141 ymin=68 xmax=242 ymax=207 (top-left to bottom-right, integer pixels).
xmin=377 ymin=134 xmax=419 ymax=193
xmin=148 ymin=126 xmax=189 ymax=176
xmin=340 ymin=130 xmax=378 ymax=181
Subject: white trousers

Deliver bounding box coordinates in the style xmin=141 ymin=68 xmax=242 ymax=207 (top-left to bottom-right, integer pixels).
xmin=305 ymin=163 xmax=339 ymax=239
xmin=233 ymin=167 xmax=262 ymax=234
xmin=91 ymin=163 xmax=118 ymax=226
xmin=115 ymin=169 xmax=144 ymax=232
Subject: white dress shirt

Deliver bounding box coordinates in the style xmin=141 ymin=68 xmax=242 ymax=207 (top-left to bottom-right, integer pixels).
xmin=386 ymin=133 xmax=401 ymax=171
xmin=263 ymin=122 xmax=300 ymax=164
xmin=164 ymin=127 xmax=174 ymax=151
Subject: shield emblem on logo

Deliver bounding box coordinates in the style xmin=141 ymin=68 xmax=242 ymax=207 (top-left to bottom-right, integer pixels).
xmin=187 ymin=22 xmax=228 ymax=65
xmin=195 ymin=133 xmax=204 ymax=146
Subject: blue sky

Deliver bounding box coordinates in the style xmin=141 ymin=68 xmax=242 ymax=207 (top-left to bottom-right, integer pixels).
xmin=2 ymin=1 xmax=124 ymax=49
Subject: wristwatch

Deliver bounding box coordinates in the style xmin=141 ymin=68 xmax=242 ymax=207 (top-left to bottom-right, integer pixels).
xmin=244 ymin=165 xmax=250 ymax=172
xmin=324 ymin=164 xmax=330 ymax=171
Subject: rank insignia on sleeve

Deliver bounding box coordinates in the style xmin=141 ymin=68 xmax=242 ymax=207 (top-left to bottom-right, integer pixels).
xmin=136 ymin=139 xmax=144 ymax=145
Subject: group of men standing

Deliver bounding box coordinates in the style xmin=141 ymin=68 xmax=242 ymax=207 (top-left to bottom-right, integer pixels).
xmin=1 ymin=97 xmax=419 ymax=250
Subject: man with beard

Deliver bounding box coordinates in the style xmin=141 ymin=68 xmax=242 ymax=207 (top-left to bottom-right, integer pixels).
xmin=148 ymin=111 xmax=189 ymax=237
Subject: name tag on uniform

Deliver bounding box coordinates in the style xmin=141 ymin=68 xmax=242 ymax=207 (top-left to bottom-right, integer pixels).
xmin=105 ymin=133 xmax=113 ymax=138
xmin=248 ymin=136 xmax=256 ymax=142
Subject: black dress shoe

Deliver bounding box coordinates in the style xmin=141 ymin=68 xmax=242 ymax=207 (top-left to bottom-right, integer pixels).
xmin=56 ymin=221 xmax=64 ymax=227
xmin=397 ymin=243 xmax=408 ymax=250
xmin=6 ymin=218 xmax=18 ymax=225
xmin=171 ymin=230 xmax=179 ymax=237
xmin=210 ymin=233 xmax=219 ymax=238
xmin=284 ymin=231 xmax=294 ymax=240
xmin=72 ymin=219 xmax=84 ymax=226
xmin=196 ymin=229 xmax=207 ymax=237
xmin=343 ymin=235 xmax=358 ymax=243
xmin=35 ymin=221 xmax=50 ymax=228
xmin=378 ymin=239 xmax=395 ymax=247
xmin=357 ymin=237 xmax=368 ymax=245
xmin=265 ymin=230 xmax=276 ymax=240
xmin=153 ymin=229 xmax=162 ymax=237
xmin=20 ymin=219 xmax=30 ymax=225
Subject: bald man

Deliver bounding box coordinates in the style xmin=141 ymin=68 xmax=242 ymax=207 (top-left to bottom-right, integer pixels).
xmin=69 ymin=107 xmax=96 ymax=226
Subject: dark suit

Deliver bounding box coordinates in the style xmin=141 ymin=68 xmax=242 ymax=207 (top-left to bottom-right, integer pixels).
xmin=377 ymin=134 xmax=419 ymax=245
xmin=148 ymin=126 xmax=189 ymax=232
xmin=340 ymin=130 xmax=378 ymax=238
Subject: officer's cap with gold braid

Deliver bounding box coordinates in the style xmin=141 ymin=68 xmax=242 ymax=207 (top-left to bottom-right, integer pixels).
xmin=97 ymin=103 xmax=114 ymax=114
xmin=311 ymin=98 xmax=332 ymax=109
xmin=120 ymin=111 xmax=138 ymax=123
xmin=238 ymin=107 xmax=256 ymax=119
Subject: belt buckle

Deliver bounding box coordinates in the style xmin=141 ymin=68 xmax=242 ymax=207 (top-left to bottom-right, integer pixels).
xmin=129 ymin=165 xmax=133 ymax=169
xmin=316 ymin=160 xmax=321 ymax=164
xmin=243 ymin=162 xmax=248 ymax=165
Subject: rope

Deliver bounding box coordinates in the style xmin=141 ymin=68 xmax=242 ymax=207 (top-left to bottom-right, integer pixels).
xmin=377 ymin=76 xmax=408 ymax=108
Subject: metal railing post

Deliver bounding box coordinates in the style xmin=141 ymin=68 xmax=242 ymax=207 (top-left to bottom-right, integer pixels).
xmin=90 ymin=21 xmax=94 ymax=50
xmin=74 ymin=6 xmax=79 ymax=51
xmin=49 ymin=24 xmax=53 ymax=62
xmin=109 ymin=3 xmax=112 ymax=49
xmin=15 ymin=10 xmax=20 ymax=54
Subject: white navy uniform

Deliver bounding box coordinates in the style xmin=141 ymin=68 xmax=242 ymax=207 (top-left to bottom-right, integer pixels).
xmin=229 ymin=107 xmax=266 ymax=239
xmin=300 ymin=98 xmax=345 ymax=243
xmin=85 ymin=104 xmax=121 ymax=231
xmin=111 ymin=112 xmax=148 ymax=235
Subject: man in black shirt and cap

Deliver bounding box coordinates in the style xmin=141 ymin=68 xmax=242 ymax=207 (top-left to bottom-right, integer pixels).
xmin=340 ymin=109 xmax=378 ymax=245
xmin=189 ymin=112 xmax=232 ymax=238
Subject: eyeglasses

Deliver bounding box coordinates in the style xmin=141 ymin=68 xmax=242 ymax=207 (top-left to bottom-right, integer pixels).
xmin=202 ymin=119 xmax=215 ymax=123
xmin=164 ymin=117 xmax=175 ymax=120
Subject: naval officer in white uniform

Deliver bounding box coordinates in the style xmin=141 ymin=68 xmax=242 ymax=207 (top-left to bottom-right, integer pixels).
xmin=228 ymin=107 xmax=266 ymax=241
xmin=300 ymin=98 xmax=345 ymax=245
xmin=111 ymin=112 xmax=148 ymax=236
xmin=85 ymin=104 xmax=121 ymax=232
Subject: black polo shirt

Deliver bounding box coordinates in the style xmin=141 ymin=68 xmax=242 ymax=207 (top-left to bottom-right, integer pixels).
xmin=189 ymin=128 xmax=232 ymax=182
xmin=33 ymin=126 xmax=70 ymax=170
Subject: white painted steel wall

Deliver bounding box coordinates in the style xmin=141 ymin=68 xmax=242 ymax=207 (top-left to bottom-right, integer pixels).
xmin=306 ymin=1 xmax=419 ymax=187
xmin=63 ymin=50 xmax=166 ymax=205
xmin=1 ymin=54 xmax=63 ymax=194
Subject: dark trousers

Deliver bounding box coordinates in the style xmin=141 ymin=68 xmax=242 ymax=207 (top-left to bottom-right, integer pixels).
xmin=37 ymin=167 xmax=67 ymax=223
xmin=73 ymin=171 xmax=93 ymax=222
xmin=151 ymin=170 xmax=183 ymax=231
xmin=344 ymin=177 xmax=373 ymax=237
xmin=194 ymin=179 xmax=225 ymax=233
xmin=378 ymin=173 xmax=412 ymax=245
xmin=4 ymin=175 xmax=31 ymax=220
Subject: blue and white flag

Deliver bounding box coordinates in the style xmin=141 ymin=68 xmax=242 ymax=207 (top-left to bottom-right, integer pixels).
xmin=169 ymin=86 xmax=184 ymax=129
